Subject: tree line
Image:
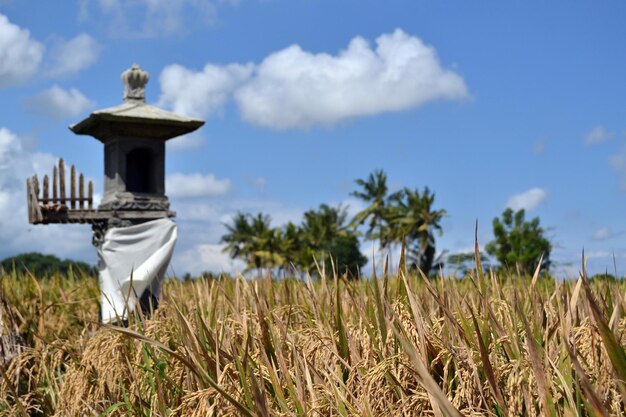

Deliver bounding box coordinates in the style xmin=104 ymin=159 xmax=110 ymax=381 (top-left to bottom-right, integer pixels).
xmin=0 ymin=252 xmax=97 ymax=277
xmin=0 ymin=170 xmax=553 ymax=280
xmin=222 ymin=169 xmax=552 ymax=278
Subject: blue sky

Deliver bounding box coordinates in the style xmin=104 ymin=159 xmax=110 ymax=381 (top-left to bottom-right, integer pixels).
xmin=1 ymin=0 xmax=625 ymax=277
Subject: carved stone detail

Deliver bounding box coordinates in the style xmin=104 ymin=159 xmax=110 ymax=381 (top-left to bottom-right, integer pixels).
xmin=98 ymin=199 xmax=170 ymax=211
xmin=121 ymin=64 xmax=149 ymax=102
xmin=108 ymin=218 xmax=134 ymax=229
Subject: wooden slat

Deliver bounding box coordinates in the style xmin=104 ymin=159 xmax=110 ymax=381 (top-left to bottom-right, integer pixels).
xmin=70 ymin=165 xmax=76 ymax=209
xmin=79 ymin=174 xmax=84 ymax=210
xmin=32 ymin=175 xmax=39 ymax=198
xmin=59 ymin=158 xmax=66 ymax=205
xmin=28 ymin=157 xmax=178 ymax=224
xmin=43 ymin=175 xmax=49 ymax=203
xmin=26 ymin=177 xmax=43 ymax=224
xmin=53 ymin=166 xmax=58 ymax=203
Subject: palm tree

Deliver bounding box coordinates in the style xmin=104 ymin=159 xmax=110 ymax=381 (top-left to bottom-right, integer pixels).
xmin=387 ymin=187 xmax=446 ymax=274
xmin=222 ymin=212 xmax=282 ymax=274
xmin=277 ymin=222 xmax=303 ymax=277
xmin=221 ymin=212 xmax=253 ymax=261
xmin=252 ymin=227 xmax=286 ymax=273
xmin=246 ymin=213 xmax=280 ymax=273
xmin=300 ymin=204 xmax=350 ymax=273
xmin=351 ymin=169 xmax=390 ymax=248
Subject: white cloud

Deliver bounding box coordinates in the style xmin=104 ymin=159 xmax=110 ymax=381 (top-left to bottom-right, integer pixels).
xmin=0 ymin=14 xmax=43 ymax=88
xmin=506 ymin=188 xmax=547 ymax=211
xmin=158 ymin=29 xmax=468 ymax=129
xmin=158 ymin=63 xmax=253 ymax=118
xmin=593 ymin=227 xmax=615 ymax=241
xmin=0 ymin=128 xmax=93 ymax=262
xmin=235 ymin=29 xmax=468 ymax=129
xmin=29 ymin=152 xmax=57 ymax=175
xmin=0 ymin=16 xmax=97 ymax=87
xmin=584 ymin=125 xmax=615 ymax=146
xmin=175 ymin=201 xmax=222 ymax=222
xmin=47 ymin=33 xmax=101 ymax=77
xmin=166 ymin=133 xmax=205 ymax=151
xmin=89 ymin=0 xmax=218 ymax=38
xmin=172 ymin=243 xmax=245 ymax=276
xmin=166 ymin=172 xmax=231 ymax=198
xmin=217 ymin=199 xmax=304 ymax=229
xmin=175 ymin=198 xmax=303 ymax=233
xmin=24 ymin=85 xmax=94 ymax=119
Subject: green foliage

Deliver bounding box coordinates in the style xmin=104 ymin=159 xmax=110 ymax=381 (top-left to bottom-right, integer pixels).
xmin=350 ymin=169 xmax=389 ymax=246
xmin=221 ymin=205 xmax=366 ymax=278
xmin=221 ymin=212 xmax=287 ymax=273
xmin=485 ymin=208 xmax=551 ymax=275
xmin=329 ymin=234 xmax=368 ymax=277
xmin=590 ymin=272 xmax=618 ymax=282
xmin=351 ymin=170 xmax=447 ymax=275
xmin=447 ymin=252 xmax=491 ymax=276
xmin=0 ymin=252 xmax=96 ymax=277
xmin=223 ymin=169 xmax=448 ymax=277
xmin=385 ymin=186 xmax=446 ymax=274
xmin=299 ymin=204 xmax=354 ymax=274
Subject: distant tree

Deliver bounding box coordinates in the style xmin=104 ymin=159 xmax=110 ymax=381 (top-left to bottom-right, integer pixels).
xmin=329 ymin=234 xmax=368 ymax=278
xmin=485 ymin=208 xmax=551 ymax=275
xmin=350 ymin=170 xmax=449 ymax=276
xmin=276 ymin=222 xmax=303 ymax=276
xmin=447 ymin=252 xmax=491 ymax=276
xmin=299 ymin=204 xmax=361 ymax=275
xmin=251 ymin=224 xmax=286 ymax=272
xmin=386 ymin=187 xmax=447 ymax=275
xmin=590 ymin=272 xmax=617 ymax=282
xmin=221 ymin=212 xmax=253 ymax=262
xmin=351 ymin=169 xmax=390 ymax=248
xmin=221 ymin=205 xmax=368 ymax=279
xmin=0 ymin=252 xmax=96 ymax=277
xmin=221 ymin=212 xmax=283 ymax=273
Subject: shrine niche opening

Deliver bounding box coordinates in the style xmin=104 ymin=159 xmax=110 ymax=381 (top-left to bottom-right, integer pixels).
xmin=126 ymin=147 xmax=156 ymax=194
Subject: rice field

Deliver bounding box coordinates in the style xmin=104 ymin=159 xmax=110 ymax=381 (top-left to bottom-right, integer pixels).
xmin=1 ymin=260 xmax=626 ymax=416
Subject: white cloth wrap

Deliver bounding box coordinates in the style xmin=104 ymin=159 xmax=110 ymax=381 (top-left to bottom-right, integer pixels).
xmin=98 ymin=218 xmax=177 ymax=323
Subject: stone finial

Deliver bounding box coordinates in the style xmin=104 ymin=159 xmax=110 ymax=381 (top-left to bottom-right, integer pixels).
xmin=121 ymin=64 xmax=149 ymax=102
